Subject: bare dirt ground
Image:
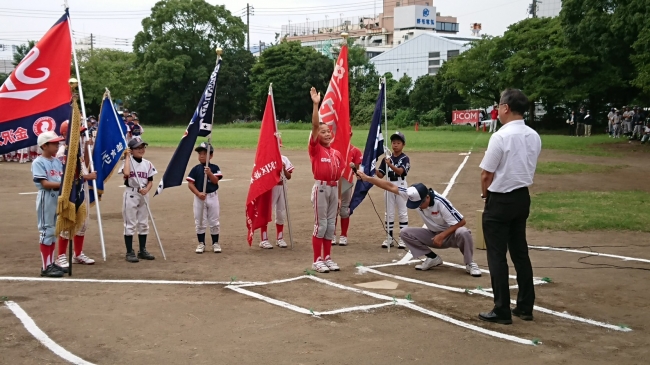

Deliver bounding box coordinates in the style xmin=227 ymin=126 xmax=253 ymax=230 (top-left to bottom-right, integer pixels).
xmin=1 ymin=144 xmax=650 ymax=364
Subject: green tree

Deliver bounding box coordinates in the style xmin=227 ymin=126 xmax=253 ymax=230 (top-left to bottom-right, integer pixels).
xmin=0 ymin=73 xmax=7 ymax=86
xmin=77 ymin=49 xmax=140 ymax=115
xmin=250 ymin=41 xmax=333 ymax=121
xmin=12 ymin=40 xmax=36 ymax=66
xmin=133 ymin=0 xmax=246 ymax=123
xmin=213 ymin=48 xmax=256 ymax=122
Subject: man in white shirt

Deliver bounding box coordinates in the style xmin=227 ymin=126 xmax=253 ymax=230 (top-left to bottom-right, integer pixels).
xmin=355 ymin=174 xmax=482 ymax=277
xmin=479 ymin=88 xmax=542 ymax=325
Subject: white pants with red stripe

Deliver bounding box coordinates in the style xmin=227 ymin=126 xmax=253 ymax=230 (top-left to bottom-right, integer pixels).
xmin=311 ymin=182 xmax=337 ymax=240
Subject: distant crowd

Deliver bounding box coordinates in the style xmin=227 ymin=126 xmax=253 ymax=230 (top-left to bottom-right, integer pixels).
xmin=566 ymin=106 xmax=649 ymax=143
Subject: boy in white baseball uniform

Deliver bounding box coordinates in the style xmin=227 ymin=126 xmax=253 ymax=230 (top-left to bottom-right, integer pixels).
xmin=120 ymin=137 xmax=157 ymax=263
xmin=259 ymin=154 xmax=293 ymax=249
xmin=376 ymin=131 xmax=410 ymax=249
xmin=187 ymin=142 xmax=223 ymax=254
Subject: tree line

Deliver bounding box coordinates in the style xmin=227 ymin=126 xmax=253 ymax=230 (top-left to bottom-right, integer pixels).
xmin=1 ymin=0 xmax=647 ymax=129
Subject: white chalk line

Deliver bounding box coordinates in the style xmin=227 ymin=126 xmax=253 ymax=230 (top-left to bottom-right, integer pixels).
xmin=0 ymin=276 xmax=263 ymax=286
xmin=228 ymin=275 xmax=534 ymax=345
xmin=529 ymin=245 xmax=650 ymax=264
xmin=359 ymin=266 xmax=630 ymax=332
xmin=367 ymin=260 xmax=547 ymax=286
xmin=5 ymin=301 xmax=96 ymax=365
xmin=233 ymin=275 xmax=309 ymax=288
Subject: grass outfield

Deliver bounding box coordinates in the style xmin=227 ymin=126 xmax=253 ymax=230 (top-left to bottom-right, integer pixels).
xmin=530 ymin=191 xmax=650 ymax=232
xmin=535 ymin=161 xmax=624 ymax=175
xmin=140 ymin=125 xmax=621 ymax=154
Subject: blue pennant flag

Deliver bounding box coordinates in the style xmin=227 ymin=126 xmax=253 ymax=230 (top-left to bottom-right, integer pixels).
xmin=349 ymin=82 xmax=385 ymax=215
xmin=91 ymin=94 xmax=127 ymax=199
xmin=155 ymin=59 xmax=221 ymax=196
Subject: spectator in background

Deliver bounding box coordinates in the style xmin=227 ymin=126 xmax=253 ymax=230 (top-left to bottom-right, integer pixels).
xmin=567 ymin=110 xmax=576 ymax=136
xmin=641 ymin=124 xmax=650 ymax=144
xmin=631 ymin=107 xmax=643 ymax=141
xmin=576 ymin=107 xmax=586 ymax=137
xmin=622 ymin=106 xmax=634 ymax=137
xmin=612 ymin=110 xmax=622 ymax=138
xmin=583 ymin=110 xmax=593 ymax=137
xmin=489 ymin=103 xmax=499 ymax=133
xmin=607 ymin=108 xmax=616 ymax=137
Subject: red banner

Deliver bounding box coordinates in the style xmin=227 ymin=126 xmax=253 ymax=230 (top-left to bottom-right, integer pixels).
xmin=245 ymin=89 xmax=282 ymax=245
xmin=452 ymin=110 xmax=481 ymax=125
xmin=319 ymin=45 xmax=352 ymax=182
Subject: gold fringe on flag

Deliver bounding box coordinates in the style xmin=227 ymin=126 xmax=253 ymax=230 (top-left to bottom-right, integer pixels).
xmin=55 ymin=95 xmax=87 ymax=237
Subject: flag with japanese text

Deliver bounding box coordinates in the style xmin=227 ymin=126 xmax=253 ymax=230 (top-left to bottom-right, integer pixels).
xmin=349 ymin=81 xmax=385 ymax=215
xmin=0 ymin=12 xmax=72 ymax=154
xmin=318 ymin=44 xmax=352 ymax=182
xmin=155 ymin=59 xmax=221 ymax=195
xmin=91 ymin=92 xmax=126 ymax=198
xmin=246 ymin=86 xmax=282 ymax=246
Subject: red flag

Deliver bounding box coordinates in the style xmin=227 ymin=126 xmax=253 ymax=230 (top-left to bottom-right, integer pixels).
xmin=246 ymin=87 xmax=282 ymax=245
xmin=318 ymin=44 xmax=352 ymax=182
xmin=0 ymin=13 xmax=72 ymax=154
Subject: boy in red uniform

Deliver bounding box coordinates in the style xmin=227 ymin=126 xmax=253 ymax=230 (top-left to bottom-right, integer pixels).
xmin=336 ymin=134 xmax=362 ymax=246
xmin=309 ymin=87 xmax=344 ymax=273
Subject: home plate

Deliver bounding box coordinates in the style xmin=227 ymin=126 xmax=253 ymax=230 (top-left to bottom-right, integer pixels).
xmin=354 ymin=280 xmax=399 ymax=290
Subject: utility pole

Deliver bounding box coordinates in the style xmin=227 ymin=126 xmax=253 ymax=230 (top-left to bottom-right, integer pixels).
xmin=259 ymin=40 xmax=262 ymax=55
xmin=90 ymin=33 xmax=94 ymax=54
xmin=246 ymin=3 xmax=250 ymax=52
xmin=531 ymin=0 xmax=538 ymax=18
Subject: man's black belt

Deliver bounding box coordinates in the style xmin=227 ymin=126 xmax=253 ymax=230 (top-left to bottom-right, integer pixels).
xmin=389 ymin=176 xmax=405 ymax=181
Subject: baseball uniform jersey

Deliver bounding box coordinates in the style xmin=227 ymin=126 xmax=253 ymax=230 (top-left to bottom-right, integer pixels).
xmin=378 ymin=153 xmax=411 ymax=233
xmin=32 ymin=156 xmax=63 ymax=245
xmin=309 ymin=135 xmax=343 ymax=240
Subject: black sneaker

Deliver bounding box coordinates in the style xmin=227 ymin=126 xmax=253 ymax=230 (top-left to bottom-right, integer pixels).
xmin=138 ymin=249 xmax=155 ymax=260
xmin=41 ymin=264 xmax=64 ymax=277
xmin=512 ymin=307 xmax=534 ymax=321
xmin=125 ymin=251 xmax=139 ymax=263
xmin=52 ymin=263 xmax=69 ymax=274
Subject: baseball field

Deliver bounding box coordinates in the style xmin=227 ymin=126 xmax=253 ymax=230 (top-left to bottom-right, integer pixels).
xmin=1 ymin=128 xmax=649 ymax=364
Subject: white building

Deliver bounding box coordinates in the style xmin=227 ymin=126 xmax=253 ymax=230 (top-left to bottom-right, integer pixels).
xmin=537 ymin=0 xmax=562 ymax=17
xmin=369 ymin=32 xmax=478 ymax=81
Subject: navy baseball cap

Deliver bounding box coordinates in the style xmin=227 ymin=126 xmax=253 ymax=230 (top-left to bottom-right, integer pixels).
xmin=405 ymin=183 xmax=430 ymax=209
xmin=390 ymin=131 xmax=405 ymax=144
xmin=128 ymin=137 xmax=148 ymax=149
xmin=195 ymin=142 xmax=214 ymax=153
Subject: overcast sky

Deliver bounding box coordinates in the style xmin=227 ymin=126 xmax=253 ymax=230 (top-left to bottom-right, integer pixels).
xmin=0 ymin=0 xmax=532 ymax=58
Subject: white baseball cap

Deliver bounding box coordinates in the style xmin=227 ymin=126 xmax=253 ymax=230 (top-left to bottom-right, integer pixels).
xmin=37 ymin=131 xmax=64 ymax=147
xmin=405 ymin=183 xmax=430 ymax=209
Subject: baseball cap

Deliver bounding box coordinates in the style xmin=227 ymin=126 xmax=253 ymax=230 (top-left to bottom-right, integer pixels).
xmin=128 ymin=137 xmax=148 ymax=149
xmin=194 ymin=142 xmax=214 ymax=153
xmin=390 ymin=131 xmax=406 ymax=144
xmin=38 ymin=131 xmax=64 ymax=147
xmin=405 ymin=183 xmax=430 ymax=209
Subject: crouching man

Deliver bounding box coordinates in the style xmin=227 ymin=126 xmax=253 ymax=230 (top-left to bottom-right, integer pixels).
xmin=356 ymin=171 xmax=482 ymax=277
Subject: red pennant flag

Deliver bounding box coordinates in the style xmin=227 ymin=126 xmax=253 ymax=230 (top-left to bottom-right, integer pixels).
xmin=0 ymin=13 xmax=72 ymax=154
xmin=318 ymin=44 xmax=352 ymax=182
xmin=246 ymin=87 xmax=283 ymax=245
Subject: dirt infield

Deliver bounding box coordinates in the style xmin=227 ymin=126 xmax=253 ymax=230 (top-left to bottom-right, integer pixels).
xmin=1 ymin=147 xmax=650 ymax=364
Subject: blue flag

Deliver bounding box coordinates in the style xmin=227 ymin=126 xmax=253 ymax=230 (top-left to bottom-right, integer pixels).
xmin=349 ymin=82 xmax=385 ymax=215
xmin=155 ymin=59 xmax=221 ymax=195
xmin=91 ymin=95 xmax=127 ymax=199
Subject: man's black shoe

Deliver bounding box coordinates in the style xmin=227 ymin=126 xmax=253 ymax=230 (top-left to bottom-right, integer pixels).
xmin=52 ymin=263 xmax=68 ymax=274
xmin=478 ymin=311 xmax=512 ymax=325
xmin=512 ymin=307 xmax=534 ymax=321
xmin=41 ymin=264 xmax=64 ymax=278
xmin=138 ymin=249 xmax=155 ymax=260
xmin=125 ymin=251 xmax=139 ymax=263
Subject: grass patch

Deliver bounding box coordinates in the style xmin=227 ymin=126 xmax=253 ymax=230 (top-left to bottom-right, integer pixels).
xmin=535 ymin=161 xmax=623 ymax=175
xmin=530 ymin=191 xmax=650 ymax=232
xmin=140 ymin=125 xmax=621 ymax=156
xmin=141 ymin=126 xmax=491 ymax=151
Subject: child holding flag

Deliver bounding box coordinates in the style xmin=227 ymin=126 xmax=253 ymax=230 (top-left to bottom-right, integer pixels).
xmin=187 ymin=142 xmax=223 ymax=254
xmin=336 ymin=133 xmax=362 ymax=246
xmin=309 ymin=87 xmax=344 ymax=273
xmin=259 ymin=148 xmax=294 ymax=249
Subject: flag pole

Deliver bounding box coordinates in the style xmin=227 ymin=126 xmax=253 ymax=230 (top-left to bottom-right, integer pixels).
xmin=199 ymin=48 xmax=222 ymax=229
xmin=67 ymin=7 xmax=106 ymax=261
xmin=382 ymin=76 xmax=391 ymax=253
xmin=270 ymin=84 xmax=294 ymax=249
xmin=106 ymin=88 xmax=167 ymax=260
